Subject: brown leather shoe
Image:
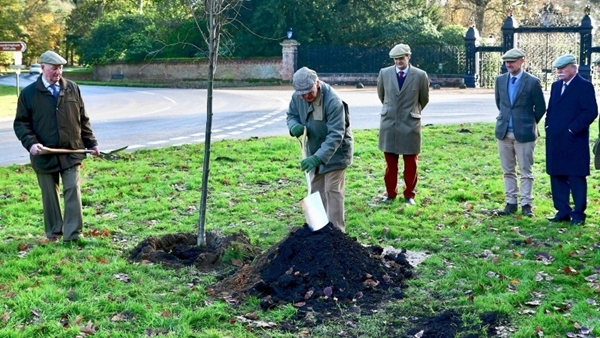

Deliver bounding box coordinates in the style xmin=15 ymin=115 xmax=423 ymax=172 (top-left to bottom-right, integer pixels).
xmin=497 ymin=203 xmax=517 ymax=215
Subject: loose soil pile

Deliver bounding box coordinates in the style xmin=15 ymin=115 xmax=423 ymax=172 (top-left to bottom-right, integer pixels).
xmin=210 ymin=223 xmax=413 ymax=317
xmin=128 ymin=230 xmax=261 ymax=269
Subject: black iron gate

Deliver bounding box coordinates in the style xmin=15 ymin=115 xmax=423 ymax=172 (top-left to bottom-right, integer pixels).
xmin=465 ymin=6 xmax=598 ymax=88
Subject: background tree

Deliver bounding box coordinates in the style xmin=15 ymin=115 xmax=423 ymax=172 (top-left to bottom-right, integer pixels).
xmin=0 ymin=0 xmax=24 ymax=66
xmin=230 ymin=0 xmax=444 ymax=58
xmin=78 ymin=13 xmax=157 ymax=64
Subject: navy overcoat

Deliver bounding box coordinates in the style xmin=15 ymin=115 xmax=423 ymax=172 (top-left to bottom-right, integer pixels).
xmin=545 ymin=74 xmax=598 ymax=176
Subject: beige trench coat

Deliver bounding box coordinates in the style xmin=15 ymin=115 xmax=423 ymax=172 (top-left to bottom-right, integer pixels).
xmin=377 ymin=64 xmax=429 ymax=154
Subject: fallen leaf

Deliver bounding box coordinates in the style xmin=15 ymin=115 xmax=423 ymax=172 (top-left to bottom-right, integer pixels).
xmin=293 ymin=302 xmax=306 ymax=307
xmin=563 ymin=266 xmax=578 ymax=275
xmin=110 ymin=313 xmax=128 ymax=322
xmin=1 ymin=312 xmax=10 ymax=323
xmin=525 ymin=300 xmax=542 ymax=306
xmin=231 ymin=259 xmax=243 ymax=267
xmin=323 ymin=286 xmax=333 ymax=298
xmin=80 ymin=321 xmax=96 ymax=335
xmin=113 ymin=273 xmax=130 ymax=283
xmin=244 ymin=313 xmax=258 ymax=320
xmin=17 ymin=243 xmax=31 ymax=252
xmin=304 ymin=290 xmax=314 ymax=299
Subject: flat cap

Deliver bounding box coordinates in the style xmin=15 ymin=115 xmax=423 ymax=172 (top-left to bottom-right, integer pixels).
xmin=39 ymin=50 xmax=67 ymax=65
xmin=593 ymin=56 xmax=600 ymax=65
xmin=501 ymin=48 xmax=525 ymax=61
xmin=389 ymin=44 xmax=411 ymax=58
xmin=552 ymin=54 xmax=577 ymax=68
xmin=293 ymin=67 xmax=318 ymax=96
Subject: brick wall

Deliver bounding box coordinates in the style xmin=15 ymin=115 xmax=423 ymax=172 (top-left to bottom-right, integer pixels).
xmin=93 ymin=58 xmax=283 ymax=83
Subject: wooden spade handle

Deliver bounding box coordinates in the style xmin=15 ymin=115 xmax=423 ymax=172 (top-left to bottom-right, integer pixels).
xmin=39 ymin=146 xmax=93 ymax=154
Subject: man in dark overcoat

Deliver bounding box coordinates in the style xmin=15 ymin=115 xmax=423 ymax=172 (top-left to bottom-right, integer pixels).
xmin=545 ymin=54 xmax=598 ymax=225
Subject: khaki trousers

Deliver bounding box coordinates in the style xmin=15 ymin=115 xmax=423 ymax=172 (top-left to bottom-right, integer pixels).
xmin=311 ymin=168 xmax=346 ymax=232
xmin=498 ymin=132 xmax=535 ymax=206
xmin=36 ymin=165 xmax=83 ymax=241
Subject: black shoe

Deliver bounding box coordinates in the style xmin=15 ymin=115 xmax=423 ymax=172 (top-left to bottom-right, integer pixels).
xmin=546 ymin=215 xmax=570 ymax=222
xmin=382 ymin=197 xmax=396 ymax=204
xmin=570 ymin=218 xmax=585 ymax=226
xmin=405 ymin=198 xmax=416 ymax=205
xmin=497 ymin=203 xmax=518 ymax=215
xmin=521 ymin=205 xmax=534 ymax=217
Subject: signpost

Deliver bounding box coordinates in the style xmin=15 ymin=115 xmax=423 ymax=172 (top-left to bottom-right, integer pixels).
xmin=0 ymin=41 xmax=27 ymax=52
xmin=0 ymin=41 xmax=28 ymax=96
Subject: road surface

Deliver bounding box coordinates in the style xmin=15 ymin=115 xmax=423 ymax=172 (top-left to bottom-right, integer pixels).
xmin=0 ymin=73 xmax=499 ymax=166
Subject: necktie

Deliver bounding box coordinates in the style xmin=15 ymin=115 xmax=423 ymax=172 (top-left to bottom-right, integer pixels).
xmin=508 ymin=77 xmax=517 ymax=104
xmin=50 ymin=84 xmax=59 ymax=99
xmin=398 ymin=71 xmax=404 ymax=79
xmin=561 ymin=82 xmax=567 ymax=95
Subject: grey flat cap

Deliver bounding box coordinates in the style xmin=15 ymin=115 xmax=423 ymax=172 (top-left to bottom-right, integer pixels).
xmin=40 ymin=50 xmax=67 ymax=65
xmin=593 ymin=56 xmax=600 ymax=65
xmin=389 ymin=44 xmax=411 ymax=58
xmin=552 ymin=54 xmax=577 ymax=68
xmin=293 ymin=67 xmax=318 ymax=95
xmin=502 ymin=48 xmax=525 ymax=61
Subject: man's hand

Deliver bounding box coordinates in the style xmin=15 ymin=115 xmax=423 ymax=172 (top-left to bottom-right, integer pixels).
xmin=290 ymin=124 xmax=304 ymax=137
xmin=301 ymin=155 xmax=321 ymax=172
xmin=90 ymin=146 xmax=100 ymax=156
xmin=29 ymin=143 xmax=42 ymax=156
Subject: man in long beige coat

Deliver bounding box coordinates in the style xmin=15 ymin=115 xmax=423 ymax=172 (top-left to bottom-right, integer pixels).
xmin=377 ymin=43 xmax=429 ymax=205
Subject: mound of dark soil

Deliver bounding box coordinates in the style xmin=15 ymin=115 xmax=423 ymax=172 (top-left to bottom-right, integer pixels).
xmin=128 ymin=230 xmax=261 ymax=269
xmin=209 ymin=223 xmax=413 ymax=318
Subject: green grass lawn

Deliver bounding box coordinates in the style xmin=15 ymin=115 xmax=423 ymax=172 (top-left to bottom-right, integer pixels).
xmin=1 ymin=125 xmax=600 ymax=337
xmin=0 ymin=85 xmax=18 ymax=118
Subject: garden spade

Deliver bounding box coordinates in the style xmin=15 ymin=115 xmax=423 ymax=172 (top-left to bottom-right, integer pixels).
xmin=298 ymin=127 xmax=328 ymax=232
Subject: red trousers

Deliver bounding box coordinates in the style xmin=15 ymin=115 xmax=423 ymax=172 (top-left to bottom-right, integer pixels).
xmin=384 ymin=152 xmax=418 ymax=199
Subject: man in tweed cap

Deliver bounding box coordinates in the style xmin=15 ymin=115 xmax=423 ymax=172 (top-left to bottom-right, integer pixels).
xmin=493 ymin=48 xmax=546 ymax=217
xmin=286 ymin=67 xmax=353 ymax=232
xmin=376 ymin=43 xmax=429 ymax=205
xmin=14 ymin=50 xmax=100 ymax=244
xmin=545 ymin=54 xmax=597 ymax=225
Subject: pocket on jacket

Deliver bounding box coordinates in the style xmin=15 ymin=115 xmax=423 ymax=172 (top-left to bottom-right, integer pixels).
xmin=380 ymin=106 xmax=388 ymax=116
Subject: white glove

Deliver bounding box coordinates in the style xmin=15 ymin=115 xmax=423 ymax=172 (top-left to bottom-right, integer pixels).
xmin=29 ymin=143 xmax=42 ymax=156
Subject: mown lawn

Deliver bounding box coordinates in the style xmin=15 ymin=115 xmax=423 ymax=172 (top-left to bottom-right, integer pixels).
xmin=1 ymin=125 xmax=600 ymax=337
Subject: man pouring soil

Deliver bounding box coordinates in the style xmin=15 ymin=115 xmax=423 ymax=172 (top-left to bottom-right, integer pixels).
xmin=286 ymin=67 xmax=353 ymax=232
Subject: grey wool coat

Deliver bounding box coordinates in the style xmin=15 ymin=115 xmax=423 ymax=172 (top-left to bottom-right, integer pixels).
xmin=377 ymin=64 xmax=429 ymax=154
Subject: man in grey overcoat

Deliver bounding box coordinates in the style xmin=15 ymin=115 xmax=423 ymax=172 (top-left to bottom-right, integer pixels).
xmin=545 ymin=54 xmax=598 ymax=225
xmin=494 ymin=48 xmax=546 ymax=217
xmin=377 ymin=43 xmax=429 ymax=205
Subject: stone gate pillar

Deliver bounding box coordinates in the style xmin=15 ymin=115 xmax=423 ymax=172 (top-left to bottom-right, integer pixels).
xmin=280 ymin=39 xmax=300 ymax=81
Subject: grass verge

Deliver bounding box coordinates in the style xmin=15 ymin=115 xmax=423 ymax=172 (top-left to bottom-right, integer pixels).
xmin=1 ymin=124 xmax=600 ymax=337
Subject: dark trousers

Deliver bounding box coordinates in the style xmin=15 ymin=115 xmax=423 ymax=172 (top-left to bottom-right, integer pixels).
xmin=550 ymin=175 xmax=587 ymax=221
xmin=36 ymin=165 xmax=83 ymax=241
xmin=384 ymin=152 xmax=418 ymax=199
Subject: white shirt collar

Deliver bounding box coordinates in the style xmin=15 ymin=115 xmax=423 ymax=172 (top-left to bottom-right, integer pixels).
xmin=41 ymin=77 xmax=59 ymax=89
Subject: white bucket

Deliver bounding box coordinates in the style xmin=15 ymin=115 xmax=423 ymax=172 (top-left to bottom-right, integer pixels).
xmin=301 ymin=191 xmax=329 ymax=231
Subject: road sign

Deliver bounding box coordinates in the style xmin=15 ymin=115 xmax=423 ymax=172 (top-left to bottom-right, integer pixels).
xmin=9 ymin=65 xmax=26 ymax=69
xmin=0 ymin=41 xmax=27 ymax=52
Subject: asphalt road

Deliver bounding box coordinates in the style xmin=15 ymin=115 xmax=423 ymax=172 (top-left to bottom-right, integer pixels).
xmin=0 ymin=73 xmax=500 ymax=166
